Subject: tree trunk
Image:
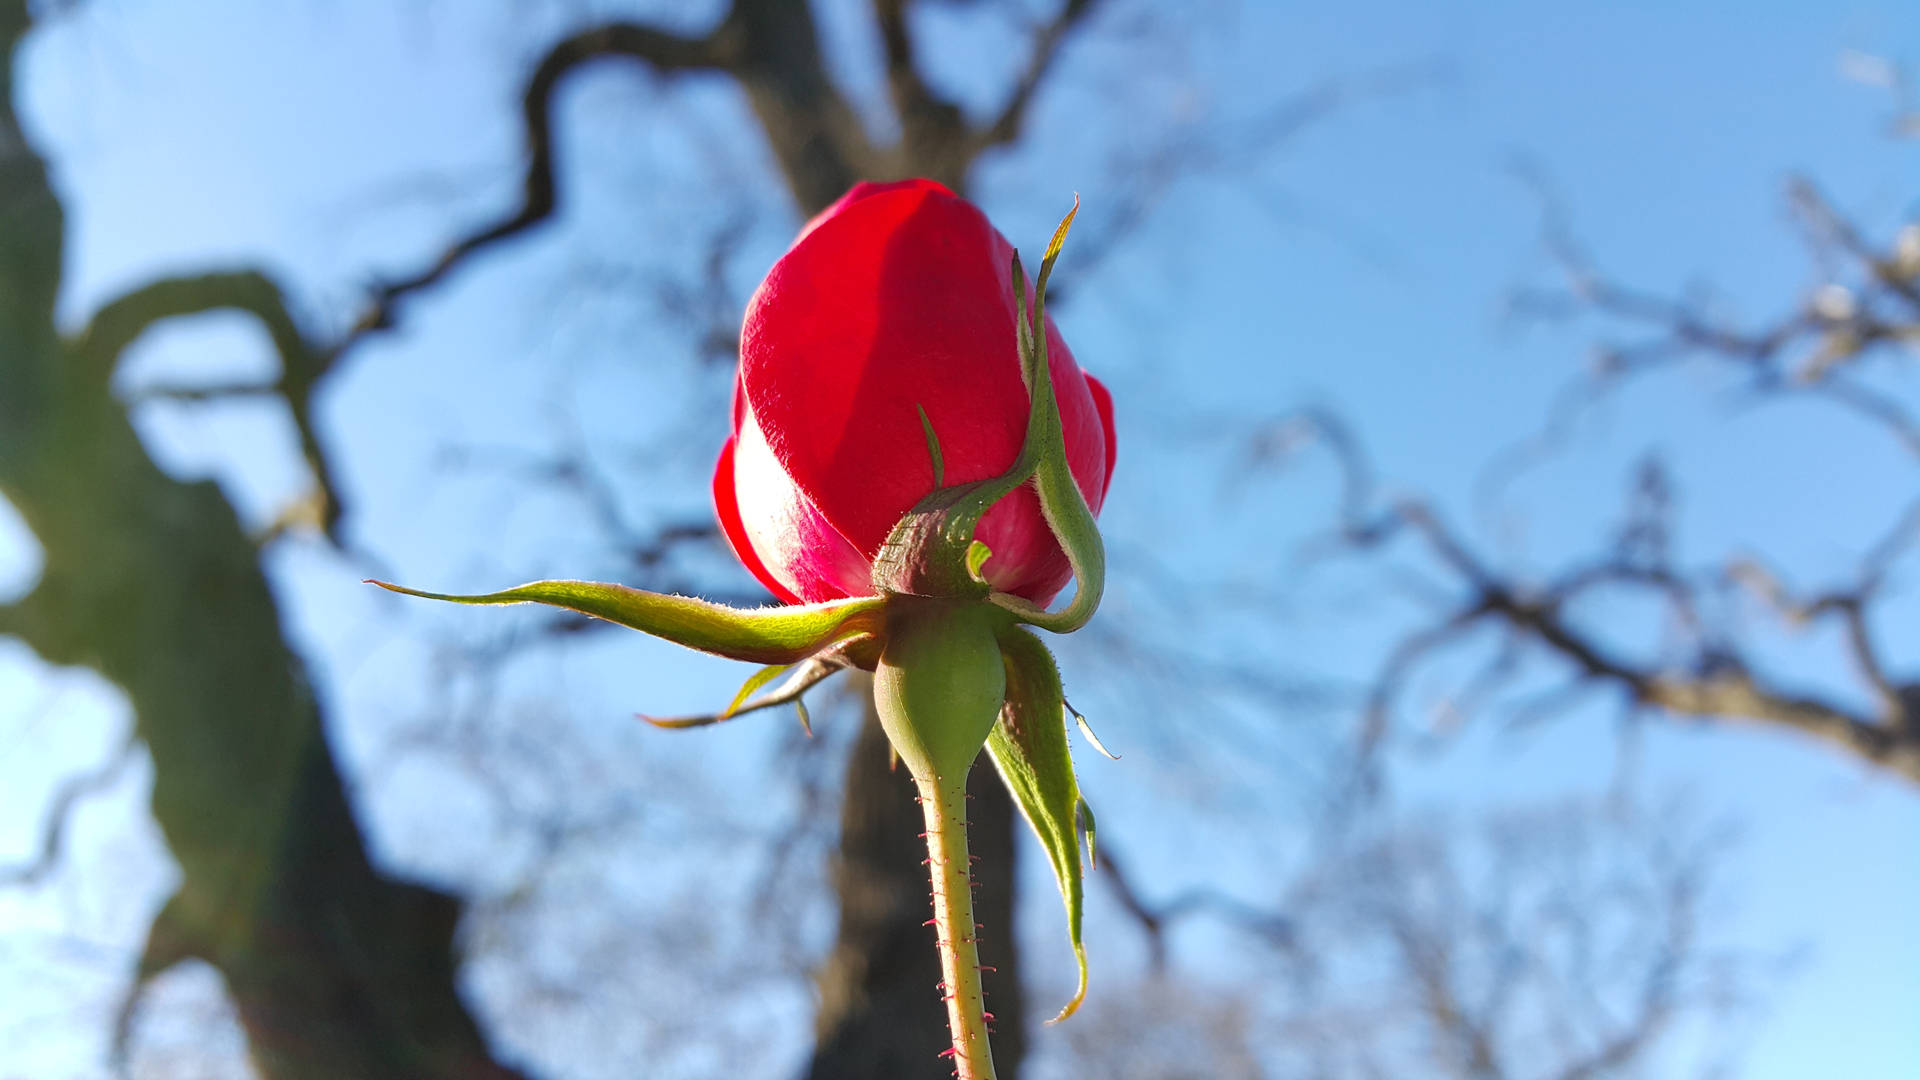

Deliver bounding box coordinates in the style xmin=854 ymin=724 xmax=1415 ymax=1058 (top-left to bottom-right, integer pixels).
xmin=0 ymin=11 xmax=523 ymax=1078
xmin=806 ymin=685 xmax=1026 ymax=1080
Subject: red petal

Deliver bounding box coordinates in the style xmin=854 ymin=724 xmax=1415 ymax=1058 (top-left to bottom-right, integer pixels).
xmin=712 ymin=436 xmax=804 ymax=604
xmin=793 ymin=178 xmax=956 ymax=246
xmin=1085 ymin=372 xmax=1117 ymax=502
xmin=729 ymin=402 xmax=876 ymax=602
xmin=740 ymin=181 xmax=1107 ymax=601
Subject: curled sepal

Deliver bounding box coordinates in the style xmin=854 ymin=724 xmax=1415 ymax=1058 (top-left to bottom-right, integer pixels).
xmin=990 ymin=208 xmax=1106 ymax=634
xmin=639 ymin=649 xmax=854 ymax=730
xmin=985 ymin=624 xmax=1089 ymax=1022
xmin=870 ymin=199 xmax=1103 ymax=609
xmin=367 ymin=578 xmax=883 ymax=665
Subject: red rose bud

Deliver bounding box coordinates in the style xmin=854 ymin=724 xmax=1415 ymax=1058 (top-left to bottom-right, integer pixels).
xmin=714 ymin=178 xmax=1116 ymax=606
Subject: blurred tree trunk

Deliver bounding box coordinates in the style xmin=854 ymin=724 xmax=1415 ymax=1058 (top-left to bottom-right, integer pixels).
xmin=806 ymin=689 xmax=1025 ymax=1080
xmin=0 ymin=8 xmax=525 ymax=1079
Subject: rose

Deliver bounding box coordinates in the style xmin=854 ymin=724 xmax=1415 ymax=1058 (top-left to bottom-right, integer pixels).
xmin=713 ymin=178 xmax=1115 ymax=606
xmin=373 ymin=188 xmax=1109 ymax=1074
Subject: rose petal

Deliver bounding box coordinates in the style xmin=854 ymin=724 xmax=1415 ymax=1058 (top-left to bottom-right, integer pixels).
xmin=1085 ymin=372 xmax=1117 ymax=502
xmin=712 ymin=436 xmax=802 ymax=604
xmin=740 ymin=181 xmax=1108 ymax=598
xmin=729 ymin=398 xmax=876 ymax=602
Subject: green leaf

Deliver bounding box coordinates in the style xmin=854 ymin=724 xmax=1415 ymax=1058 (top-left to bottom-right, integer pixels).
xmin=985 ymin=624 xmax=1090 ymax=1023
xmin=367 ymin=578 xmax=883 ymax=665
xmin=640 ymin=652 xmax=848 ymax=730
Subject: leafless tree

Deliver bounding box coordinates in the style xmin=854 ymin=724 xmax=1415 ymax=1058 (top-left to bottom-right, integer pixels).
xmin=1052 ymin=798 xmax=1765 ymax=1080
xmin=0 ymin=2 xmax=1343 ymax=1077
xmin=1253 ymin=152 xmax=1918 ymax=790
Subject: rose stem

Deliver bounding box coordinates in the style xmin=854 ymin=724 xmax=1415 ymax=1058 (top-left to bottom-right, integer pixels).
xmin=917 ymin=771 xmax=998 ymax=1080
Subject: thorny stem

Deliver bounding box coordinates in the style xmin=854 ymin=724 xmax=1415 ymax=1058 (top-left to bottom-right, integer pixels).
xmin=918 ymin=771 xmax=997 ymax=1080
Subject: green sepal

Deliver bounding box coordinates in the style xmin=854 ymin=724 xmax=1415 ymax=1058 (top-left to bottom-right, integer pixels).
xmin=965 ymin=541 xmax=993 ymax=584
xmin=639 ymin=651 xmax=849 ymax=730
xmin=870 ymin=197 xmax=1104 ymax=617
xmin=985 ymin=623 xmax=1090 ymax=1023
xmin=870 ymin=480 xmax=1005 ymax=598
xmin=1077 ymin=797 xmax=1099 ymax=869
xmin=916 ymin=403 xmax=946 ymax=488
xmin=1066 ymin=698 xmax=1120 ymax=760
xmin=727 ymin=663 xmax=792 ymax=717
xmin=367 ymin=578 xmax=883 ymax=665
xmin=988 ymin=206 xmax=1106 ymax=634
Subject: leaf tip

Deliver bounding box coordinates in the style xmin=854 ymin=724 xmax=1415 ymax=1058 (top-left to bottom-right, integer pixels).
xmin=1067 ymin=699 xmax=1120 ymax=760
xmin=1045 ymin=945 xmax=1089 ymax=1024
xmin=1043 ymin=193 xmax=1081 ymax=266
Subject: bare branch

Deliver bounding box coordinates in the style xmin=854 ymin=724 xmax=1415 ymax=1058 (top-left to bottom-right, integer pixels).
xmin=1095 ymin=841 xmax=1298 ymax=974
xmin=1272 ymin=416 xmax=1920 ymax=783
xmin=0 ymin=731 xmax=139 ymax=888
xmin=870 ymin=0 xmax=971 ymax=172
xmin=1506 ymin=163 xmax=1920 ymax=459
xmin=976 ymin=0 xmax=1103 ymax=152
xmin=74 ymin=270 xmax=345 ymax=539
xmin=337 ymin=18 xmax=736 ymax=353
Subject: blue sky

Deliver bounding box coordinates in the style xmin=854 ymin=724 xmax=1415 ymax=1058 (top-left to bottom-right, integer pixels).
xmin=3 ymin=1 xmax=1918 ymax=1077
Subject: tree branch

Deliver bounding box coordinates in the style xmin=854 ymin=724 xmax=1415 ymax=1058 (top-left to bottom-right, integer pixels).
xmin=1095 ymin=841 xmax=1298 ymax=974
xmin=1507 ymin=163 xmax=1920 ymax=458
xmin=871 ymin=0 xmax=968 ymax=171
xmin=0 ymin=731 xmax=139 ymax=888
xmin=75 ymin=270 xmax=344 ymax=538
xmin=1275 ymin=416 xmax=1920 ymax=784
xmin=337 ymin=18 xmax=735 ymax=352
xmin=977 ymin=0 xmax=1102 ymax=152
